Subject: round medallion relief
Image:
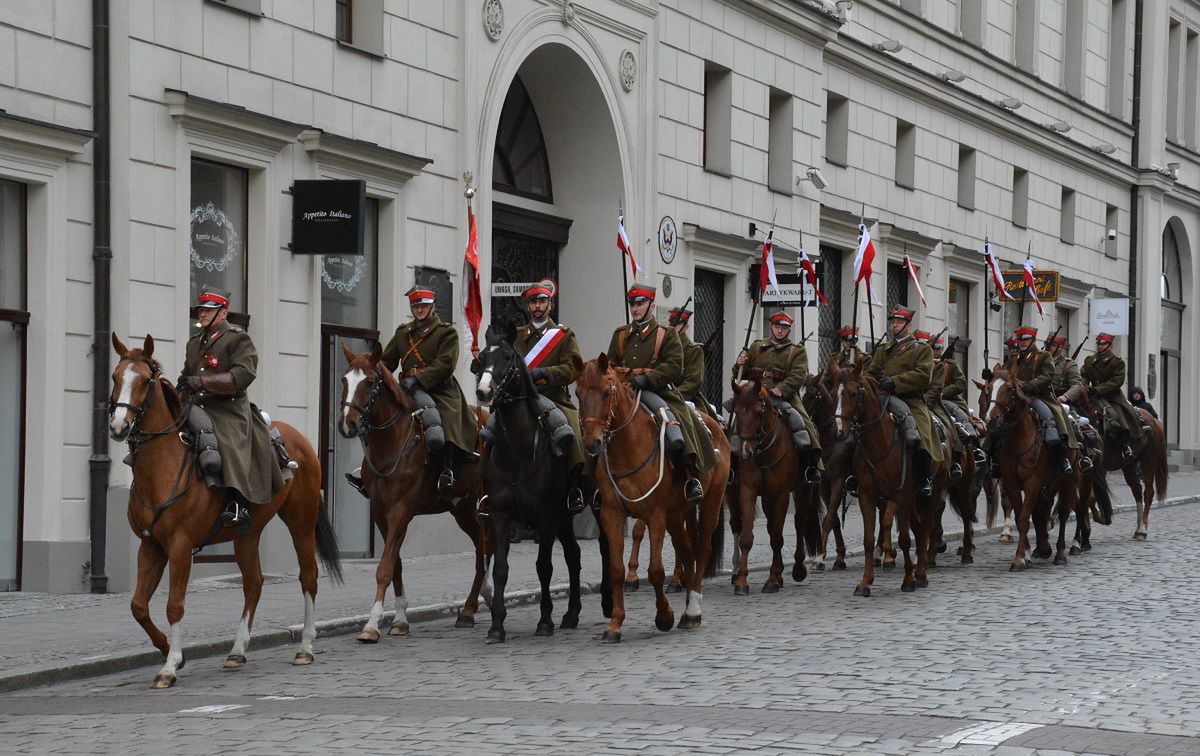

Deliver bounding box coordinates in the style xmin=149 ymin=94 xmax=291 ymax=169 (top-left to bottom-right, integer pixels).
xmin=483 ymin=0 xmax=504 ymax=41
xmin=620 ymin=50 xmax=637 ymax=92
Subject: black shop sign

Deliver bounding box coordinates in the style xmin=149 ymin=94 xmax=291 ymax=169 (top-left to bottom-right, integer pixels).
xmin=291 ymin=179 xmax=367 ymax=255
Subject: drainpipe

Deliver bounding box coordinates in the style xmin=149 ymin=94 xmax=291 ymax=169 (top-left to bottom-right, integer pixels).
xmin=89 ymin=0 xmax=111 ymax=594
xmin=1127 ymin=0 xmax=1144 ymax=380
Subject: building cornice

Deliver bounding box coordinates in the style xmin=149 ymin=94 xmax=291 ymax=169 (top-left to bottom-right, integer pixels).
xmin=0 ymin=111 xmax=93 ymax=160
xmin=877 ymin=222 xmax=939 ymax=259
xmin=683 ymin=222 xmax=798 ymax=265
xmin=166 ymin=89 xmax=304 ymax=151
xmin=732 ymin=0 xmax=842 ymax=48
xmin=818 ymin=205 xmax=868 ymax=251
xmin=299 ymin=129 xmax=431 ymax=186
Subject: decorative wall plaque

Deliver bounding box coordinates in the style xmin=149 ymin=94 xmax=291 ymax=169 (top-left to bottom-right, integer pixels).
xmin=483 ymin=0 xmax=504 ymax=41
xmin=620 ymin=49 xmax=636 ymax=91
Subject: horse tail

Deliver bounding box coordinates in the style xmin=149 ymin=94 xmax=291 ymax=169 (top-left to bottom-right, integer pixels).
xmin=1090 ymin=465 xmax=1114 ymax=526
xmin=804 ymin=490 xmax=822 ymax=558
xmin=1153 ymin=426 xmax=1169 ymax=504
xmin=985 ymin=477 xmax=1000 ymax=529
xmin=314 ymin=491 xmax=344 ymax=584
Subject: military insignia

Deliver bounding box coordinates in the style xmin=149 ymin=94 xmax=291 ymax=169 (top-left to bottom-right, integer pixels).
xmin=207 ymin=355 xmax=220 ymax=368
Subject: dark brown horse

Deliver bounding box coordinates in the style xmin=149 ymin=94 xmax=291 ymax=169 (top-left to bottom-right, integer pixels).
xmin=574 ymin=355 xmax=731 ymax=640
xmin=802 ymin=377 xmax=850 ymax=572
xmin=980 ymin=367 xmax=1080 ymax=569
xmin=928 ymin=417 xmax=979 ymax=565
xmin=976 ymin=384 xmax=1018 ymax=544
xmin=109 ymin=333 xmax=342 ymax=689
xmin=339 ymin=345 xmax=490 ymax=642
xmin=1075 ymin=391 xmax=1167 ymax=540
xmin=727 ymin=374 xmax=821 ymax=594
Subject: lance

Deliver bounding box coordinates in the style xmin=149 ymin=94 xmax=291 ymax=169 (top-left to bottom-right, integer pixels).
xmin=983 ymin=235 xmax=991 ymax=375
xmin=619 ymin=198 xmax=630 ymax=325
xmin=738 ymin=210 xmax=777 ymax=383
xmin=1017 ymin=240 xmax=1032 ymax=332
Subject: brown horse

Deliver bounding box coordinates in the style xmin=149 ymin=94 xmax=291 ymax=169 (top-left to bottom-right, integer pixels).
xmin=976 ymin=385 xmax=1018 ymax=544
xmin=928 ymin=415 xmax=980 ymax=565
xmin=339 ymin=345 xmax=490 ymax=642
xmin=802 ymin=377 xmax=850 ymax=572
xmin=1075 ymin=391 xmax=1167 ymax=540
xmin=574 ymin=354 xmax=731 ymax=641
xmin=830 ymin=364 xmax=941 ymax=595
xmin=109 ymin=333 xmax=342 ymax=689
xmin=727 ymin=374 xmax=821 ymax=594
xmin=980 ymin=368 xmax=1080 ymax=569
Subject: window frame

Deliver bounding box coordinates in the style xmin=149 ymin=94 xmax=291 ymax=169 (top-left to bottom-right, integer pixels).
xmin=189 ymin=157 xmax=251 ymax=328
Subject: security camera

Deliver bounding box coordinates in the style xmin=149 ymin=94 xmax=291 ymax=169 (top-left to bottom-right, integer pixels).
xmin=1107 ymin=228 xmax=1117 ymax=241
xmin=796 ymin=167 xmax=829 ymax=191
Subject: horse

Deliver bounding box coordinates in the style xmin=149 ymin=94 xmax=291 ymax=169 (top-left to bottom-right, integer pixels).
xmin=802 ymin=377 xmax=849 ymax=572
xmin=474 ymin=324 xmax=582 ymax=642
xmin=928 ymin=414 xmax=980 ymax=565
xmin=108 ymin=333 xmax=342 ymax=689
xmin=727 ymin=373 xmax=821 ymax=594
xmin=977 ymin=385 xmax=1018 ymax=544
xmin=1069 ymin=437 xmax=1114 ymax=554
xmin=1074 ymin=390 xmax=1168 ymax=540
xmin=979 ymin=368 xmax=1080 ymax=569
xmin=339 ymin=344 xmax=490 ymax=642
xmin=574 ymin=354 xmax=731 ymax=641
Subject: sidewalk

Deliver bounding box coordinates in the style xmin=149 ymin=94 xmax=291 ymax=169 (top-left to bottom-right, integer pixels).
xmin=2 ymin=471 xmax=1197 ymax=693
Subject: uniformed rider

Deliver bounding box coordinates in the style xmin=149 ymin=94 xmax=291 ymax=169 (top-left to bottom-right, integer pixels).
xmin=931 ymin=335 xmax=985 ymax=475
xmin=606 ymin=285 xmax=716 ymax=503
xmin=865 ymin=307 xmax=942 ymax=496
xmin=1011 ymin=326 xmax=1077 ymax=474
xmin=1081 ymin=332 xmax=1144 ymax=460
xmin=175 ymin=286 xmax=286 ymax=527
xmin=1048 ymin=335 xmax=1095 ymax=468
xmin=822 ymin=326 xmax=863 ymax=388
xmin=914 ymin=330 xmax=961 ymax=479
xmin=669 ymin=305 xmax=716 ymax=418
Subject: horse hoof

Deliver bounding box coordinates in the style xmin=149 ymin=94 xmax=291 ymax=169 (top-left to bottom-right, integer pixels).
xmin=655 ymin=614 xmax=675 ymax=632
xmin=811 ymin=562 xmax=825 ymax=572
xmin=960 ymin=554 xmax=974 ymax=565
xmin=792 ymin=564 xmax=807 ymax=582
xmin=388 ymin=622 xmax=410 ymax=636
xmin=853 ymin=585 xmax=870 ymax=597
xmin=486 ymin=630 xmax=506 ymax=644
xmin=223 ymin=654 xmax=247 ymax=669
xmin=1009 ymin=563 xmax=1023 ymax=572
xmin=832 ymin=561 xmax=847 ymax=571
xmin=1082 ymin=543 xmax=1092 ymax=552
xmin=356 ymin=628 xmax=380 ymax=644
xmin=292 ymin=651 xmax=315 ymax=666
xmin=901 ymin=582 xmax=916 ymax=593
xmin=1133 ymin=532 xmax=1148 ymax=541
xmin=665 ymin=583 xmax=683 ymax=594
xmin=955 ymin=546 xmax=964 ymax=556
xmin=873 ymin=557 xmax=882 ymax=566
xmin=624 ymin=579 xmax=640 ymax=593
xmin=1035 ymin=546 xmax=1053 ymax=559
xmin=729 ymin=573 xmax=737 ymax=584
xmin=936 ymin=540 xmax=947 ymax=554
xmin=535 ymin=622 xmax=555 ymax=638
xmin=558 ymin=616 xmax=579 ymax=630
xmin=733 ymin=584 xmax=749 ymax=596
xmin=761 ymin=582 xmax=781 ymax=594
xmin=454 ymin=614 xmax=475 ymax=629
xmin=1054 ymin=556 xmax=1068 ymax=565
xmin=999 ymin=534 xmax=1014 ymax=544
xmin=915 ymin=575 xmax=929 ymax=588
xmin=1069 ymin=546 xmax=1081 ymax=556
xmin=881 ymin=561 xmax=896 ymax=572
xmin=151 ymin=674 xmax=176 ymax=689
xmin=601 ymin=630 xmax=621 ymax=643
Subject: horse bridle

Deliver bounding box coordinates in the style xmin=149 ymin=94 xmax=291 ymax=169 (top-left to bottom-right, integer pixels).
xmin=479 ymin=348 xmax=531 ymax=406
xmin=108 ymin=357 xmax=189 ymax=449
xmin=342 ymin=368 xmax=420 ymax=477
xmin=736 ymin=391 xmax=785 ymax=465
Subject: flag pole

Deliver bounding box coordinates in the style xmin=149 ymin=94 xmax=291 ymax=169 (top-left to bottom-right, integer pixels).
xmin=798 ymin=232 xmax=807 ymax=348
xmin=738 ymin=210 xmax=776 ymax=382
xmin=619 ymin=199 xmax=630 ymax=325
xmin=983 ymin=235 xmax=990 ymax=373
xmin=1018 ymin=240 xmax=1031 ymax=333
xmin=863 ymin=210 xmax=875 ymax=347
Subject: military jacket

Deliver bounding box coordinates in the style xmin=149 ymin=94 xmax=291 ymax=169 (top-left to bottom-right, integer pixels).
xmin=735 ymin=338 xmax=809 ymax=405
xmin=1012 ymin=348 xmax=1055 ymax=397
xmin=865 ymin=334 xmax=933 ymax=400
xmin=924 ymin=356 xmax=946 ymax=406
xmin=823 ymin=346 xmax=863 ymax=386
xmin=1052 ymin=355 xmax=1086 ymax=402
xmin=1081 ymin=351 xmax=1127 ymax=400
xmin=676 ymin=331 xmax=705 ymax=402
xmin=937 ymin=358 xmax=968 ymax=410
xmin=514 ymin=318 xmax=580 ymax=409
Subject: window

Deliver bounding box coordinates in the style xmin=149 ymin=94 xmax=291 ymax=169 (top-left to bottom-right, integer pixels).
xmin=960 ymin=0 xmax=985 ymax=45
xmin=0 ymin=179 xmax=26 ymax=592
xmin=321 ymin=198 xmax=378 ymax=329
xmin=767 ymin=88 xmax=793 ymax=194
xmin=336 ymin=0 xmax=351 ymax=43
xmin=1105 ymin=203 xmax=1119 ymax=258
xmin=887 ymin=260 xmax=909 ymax=313
xmin=817 ymin=246 xmax=843 ymax=367
xmin=1107 ymin=0 xmax=1128 ymax=116
xmin=703 ymin=62 xmax=732 ymax=175
xmin=190 ymin=158 xmax=249 ymax=327
xmin=1014 ymin=0 xmax=1038 ymax=73
xmin=825 ymin=92 xmax=849 ymax=167
xmin=900 ymin=0 xmax=924 ymax=16
xmin=1012 ymin=167 xmax=1029 ymax=228
xmin=335 ymin=0 xmax=384 ymax=55
xmin=948 ymin=278 xmax=971 ymax=373
xmin=895 ymin=120 xmax=915 ymax=189
xmin=1060 ymin=187 xmax=1076 ymax=244
xmin=957 ymin=145 xmax=976 ymax=210
xmin=1063 ymin=0 xmax=1087 ymax=97
xmin=492 ymin=77 xmax=553 ymax=202
xmin=1168 ymin=20 xmax=1182 ymax=142
xmin=413 ymin=266 xmax=453 ymax=325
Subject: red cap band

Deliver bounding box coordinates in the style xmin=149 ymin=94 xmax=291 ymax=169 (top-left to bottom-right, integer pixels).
xmin=407 ymin=288 xmax=436 ymax=305
xmin=839 ymin=326 xmax=859 ymax=338
xmin=198 ymin=292 xmax=229 ymax=308
xmin=913 ymin=331 xmax=930 ymax=342
xmin=933 ymin=338 xmax=945 ymax=348
xmin=626 ymin=285 xmax=655 ymax=302
xmin=1096 ymin=333 xmax=1114 ymax=344
xmin=769 ymin=312 xmax=794 ymax=326
xmin=1015 ymin=326 xmax=1037 ymax=339
xmin=889 ymin=307 xmax=914 ymax=321
xmin=523 ymin=285 xmax=553 ymax=300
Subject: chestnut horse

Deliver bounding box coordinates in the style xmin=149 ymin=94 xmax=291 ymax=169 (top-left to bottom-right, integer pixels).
xmin=109 ymin=334 xmax=342 ymax=689
xmin=980 ymin=368 xmax=1080 ymax=569
xmin=574 ymin=355 xmax=731 ymax=641
xmin=830 ymin=364 xmax=943 ymax=595
xmin=727 ymin=375 xmax=821 ymax=594
xmin=339 ymin=345 xmax=490 ymax=642
xmin=976 ymin=385 xmax=1018 ymax=544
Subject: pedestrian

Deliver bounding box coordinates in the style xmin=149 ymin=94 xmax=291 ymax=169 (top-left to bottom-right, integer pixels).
xmin=1129 ymin=386 xmax=1158 ymax=419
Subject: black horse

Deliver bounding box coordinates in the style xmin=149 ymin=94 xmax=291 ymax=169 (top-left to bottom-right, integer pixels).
xmin=474 ymin=323 xmax=584 ymax=642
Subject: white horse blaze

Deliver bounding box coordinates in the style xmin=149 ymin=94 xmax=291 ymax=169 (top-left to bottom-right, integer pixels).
xmin=110 ymin=364 xmax=138 ymax=434
xmin=684 ymin=591 xmax=703 ymax=617
xmin=989 ymin=379 xmax=1006 ymax=417
xmin=343 ymin=369 xmax=366 ymax=423
xmin=477 ymin=370 xmax=494 ymax=397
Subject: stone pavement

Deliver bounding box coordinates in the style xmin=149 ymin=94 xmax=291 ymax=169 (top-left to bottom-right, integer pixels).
xmin=0 ymin=473 xmax=1197 ymax=754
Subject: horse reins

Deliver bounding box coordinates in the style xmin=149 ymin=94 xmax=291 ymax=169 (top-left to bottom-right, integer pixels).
xmin=344 ymin=371 xmax=421 ymax=477
xmin=582 ymin=380 xmax=669 ymax=504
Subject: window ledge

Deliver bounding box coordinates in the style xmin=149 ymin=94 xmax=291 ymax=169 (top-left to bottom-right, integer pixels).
xmin=825 ymin=158 xmax=848 ymax=168
xmin=703 ymin=166 xmax=732 ymax=179
xmin=204 ymin=0 xmax=264 ymax=17
xmin=768 ymin=185 xmax=794 ymax=198
xmin=895 ymin=181 xmax=914 ymax=191
xmin=957 ymin=202 xmax=975 ymax=212
xmin=337 ymin=39 xmax=385 ymax=60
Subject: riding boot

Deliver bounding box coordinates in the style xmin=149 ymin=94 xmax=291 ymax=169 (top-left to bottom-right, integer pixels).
xmin=684 ymin=462 xmax=704 ymax=504
xmin=949 ymin=451 xmax=963 ymax=481
xmin=916 ymin=452 xmax=934 ymax=497
xmin=222 ymin=489 xmax=251 ymax=532
xmin=566 ymin=467 xmax=588 ymax=514
xmin=344 ymin=468 xmax=367 ymax=497
xmin=438 ymin=445 xmax=457 ymax=492
xmin=1121 ymin=434 xmax=1134 ymax=461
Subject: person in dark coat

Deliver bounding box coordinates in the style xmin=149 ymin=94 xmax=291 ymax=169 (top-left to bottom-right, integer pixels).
xmin=1129 ymin=386 xmax=1158 ymax=419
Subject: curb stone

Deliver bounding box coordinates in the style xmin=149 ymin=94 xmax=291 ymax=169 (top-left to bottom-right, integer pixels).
xmin=1 ymin=492 xmax=1195 ymax=694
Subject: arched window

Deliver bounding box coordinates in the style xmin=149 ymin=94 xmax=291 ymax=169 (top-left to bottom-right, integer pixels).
xmin=1162 ymin=223 xmax=1183 ymax=304
xmin=492 ymin=77 xmax=553 ymax=202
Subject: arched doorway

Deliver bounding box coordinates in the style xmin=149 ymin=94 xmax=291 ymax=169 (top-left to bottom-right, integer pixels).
xmin=1160 ymin=219 xmax=1190 ymax=446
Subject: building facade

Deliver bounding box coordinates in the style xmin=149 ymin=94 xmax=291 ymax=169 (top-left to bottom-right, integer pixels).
xmin=0 ymin=0 xmax=1195 ymax=592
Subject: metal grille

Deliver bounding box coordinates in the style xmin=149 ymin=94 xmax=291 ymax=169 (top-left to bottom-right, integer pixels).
xmin=693 ymin=269 xmax=725 ymax=406
xmin=817 ymin=246 xmax=842 ymax=367
xmin=886 ymin=261 xmax=908 ymax=313
xmin=413 ymin=266 xmax=453 ymax=325
xmin=490 ymin=230 xmax=559 ymax=330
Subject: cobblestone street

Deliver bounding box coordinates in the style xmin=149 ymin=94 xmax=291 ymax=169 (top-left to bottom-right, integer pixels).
xmin=1 ymin=488 xmax=1198 ymax=754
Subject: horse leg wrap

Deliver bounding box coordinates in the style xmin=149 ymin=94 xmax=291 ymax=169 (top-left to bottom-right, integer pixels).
xmin=534 ymin=395 xmax=575 ymax=457
xmin=185 ymin=406 xmax=224 ymax=488
xmin=410 ymin=387 xmax=445 ymax=453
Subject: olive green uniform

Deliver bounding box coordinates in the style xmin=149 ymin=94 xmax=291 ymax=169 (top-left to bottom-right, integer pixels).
xmin=607 ymin=320 xmax=716 ymax=474
xmin=182 ymin=322 xmax=283 ymax=504
xmin=1052 ymin=354 xmax=1087 ymax=404
xmin=822 ymin=345 xmax=864 ymax=388
xmin=514 ymin=319 xmax=585 ymax=471
xmin=1081 ymin=350 xmax=1144 ymax=439
xmin=1013 ymin=347 xmax=1080 ymax=449
xmin=678 ymin=331 xmax=717 ymax=418
xmin=925 ymin=359 xmax=963 ymax=453
xmin=734 ymin=338 xmax=822 ymax=453
xmin=865 ymin=334 xmax=943 ymax=462
xmin=381 ymin=313 xmax=478 ymax=454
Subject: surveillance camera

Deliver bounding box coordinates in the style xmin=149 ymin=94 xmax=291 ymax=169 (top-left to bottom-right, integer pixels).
xmin=806 ymin=167 xmax=828 ymax=190
xmin=1107 ymin=228 xmax=1117 ymax=241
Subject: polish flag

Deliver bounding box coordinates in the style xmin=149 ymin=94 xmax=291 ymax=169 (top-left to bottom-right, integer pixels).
xmin=617 ymin=215 xmax=643 ymax=280
xmin=463 ymin=206 xmax=482 ymax=354
xmin=904 ymin=256 xmax=927 ymax=308
xmin=1023 ymin=256 xmax=1046 ymax=317
xmin=985 ymin=242 xmax=1014 ymax=301
xmin=760 ymin=229 xmax=780 ymax=296
xmin=853 ymin=224 xmax=882 ymax=304
xmin=799 ymin=247 xmax=828 ymax=306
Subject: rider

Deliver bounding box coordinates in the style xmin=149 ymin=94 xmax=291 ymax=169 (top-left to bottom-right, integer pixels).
xmin=822 ymin=325 xmax=863 ymax=388
xmin=512 ymin=282 xmax=588 ymax=513
xmin=1081 ymin=333 xmax=1144 ymax=460
xmin=175 ymin=286 xmax=285 ymax=527
xmin=915 ymin=331 xmax=960 ymax=479
xmin=669 ymin=304 xmax=717 ymax=418
xmin=1011 ymin=326 xmax=1077 ymax=474
xmin=865 ymin=307 xmax=941 ymax=497
xmin=932 ymin=335 xmax=986 ymax=477
xmin=381 ymin=284 xmax=479 ymax=492
xmin=734 ymin=311 xmax=823 ymax=485
xmin=606 ymin=284 xmax=715 ymax=503
xmin=1047 ymin=335 xmax=1095 ymax=466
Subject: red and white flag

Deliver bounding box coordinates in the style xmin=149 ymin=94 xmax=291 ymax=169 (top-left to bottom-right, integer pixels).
xmin=799 ymin=247 xmax=828 ymax=306
xmin=904 ymin=256 xmax=927 ymax=308
xmin=853 ymin=224 xmax=882 ymax=304
xmin=617 ymin=215 xmax=643 ymax=280
xmin=759 ymin=229 xmax=780 ymax=296
xmin=463 ymin=206 xmax=483 ymax=354
xmin=985 ymin=242 xmax=1014 ymax=301
xmin=1022 ymin=256 xmax=1045 ymax=317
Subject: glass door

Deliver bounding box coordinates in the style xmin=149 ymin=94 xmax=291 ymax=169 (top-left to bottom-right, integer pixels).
xmin=0 ymin=179 xmax=27 ymax=590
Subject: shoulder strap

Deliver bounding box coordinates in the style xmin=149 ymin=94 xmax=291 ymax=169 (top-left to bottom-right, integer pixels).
xmin=651 ymin=326 xmax=667 ymax=363
xmin=617 ymin=328 xmax=628 ymax=361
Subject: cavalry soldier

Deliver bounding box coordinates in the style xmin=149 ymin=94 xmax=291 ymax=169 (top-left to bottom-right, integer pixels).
xmin=175 ymin=286 xmax=285 ymax=527
xmin=822 ymin=325 xmax=863 ymax=387
xmin=1010 ymin=326 xmax=1077 ymax=473
xmin=865 ymin=307 xmax=941 ymax=496
xmin=1081 ymin=333 xmax=1144 ymax=460
xmin=513 ymin=282 xmax=587 ymax=513
xmin=1048 ymin=335 xmax=1086 ymax=405
xmin=915 ymin=331 xmax=961 ymax=479
xmin=734 ymin=311 xmax=822 ymax=485
xmin=931 ymin=336 xmax=985 ymax=477
xmin=381 ymin=284 xmax=479 ymax=491
xmin=606 ymin=284 xmax=715 ymax=502
xmin=669 ymin=304 xmax=716 ymax=418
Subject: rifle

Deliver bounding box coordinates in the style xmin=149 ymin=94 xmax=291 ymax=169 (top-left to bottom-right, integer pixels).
xmin=799 ymin=330 xmax=814 ymax=344
xmin=1042 ymin=324 xmax=1063 ymax=351
xmin=699 ymin=318 xmax=724 ymax=353
xmin=930 ymin=326 xmax=949 ymax=346
xmin=668 ymin=296 xmax=693 ymax=327
xmin=1070 ymin=326 xmax=1090 ymax=361
xmin=944 ymin=335 xmax=960 ymax=358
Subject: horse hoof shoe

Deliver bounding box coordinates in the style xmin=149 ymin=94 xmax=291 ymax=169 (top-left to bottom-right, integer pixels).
xmin=454 ymin=615 xmax=475 ymax=629
xmin=915 ymin=576 xmax=929 ymax=588
xmin=292 ymin=651 xmax=315 ymax=666
xmin=1054 ymin=556 xmax=1068 ymax=565
xmin=558 ymin=616 xmax=579 ymax=630
xmin=151 ymin=674 xmax=176 ymax=689
xmin=623 ymin=580 xmax=640 ymax=593
xmin=223 ymin=654 xmax=246 ymax=669
xmin=832 ymin=562 xmax=847 ymax=571
xmin=388 ymin=623 xmax=410 ymax=636
xmin=356 ymin=629 xmax=380 ymax=644
xmin=665 ymin=583 xmax=683 ymax=594
xmin=486 ymin=631 xmax=506 ymax=644
xmin=901 ymin=583 xmax=916 ymax=593
xmin=535 ymin=623 xmax=554 ymax=637
xmin=733 ymin=585 xmax=749 ymax=596
xmin=761 ymin=582 xmax=780 ymax=594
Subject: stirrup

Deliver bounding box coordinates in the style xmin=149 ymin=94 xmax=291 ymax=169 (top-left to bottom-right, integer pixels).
xmin=803 ymin=466 xmax=821 ymax=486
xmin=973 ymin=448 xmax=988 ymax=465
xmin=949 ymin=464 xmax=962 ymax=480
xmin=1060 ymin=457 xmax=1073 ymax=474
xmin=438 ymin=468 xmax=455 ymax=492
xmin=589 ymin=490 xmax=602 ymax=512
xmin=344 ymin=471 xmax=365 ymax=494
xmin=566 ymin=488 xmax=586 ymax=514
xmin=685 ymin=478 xmax=704 ymax=503
xmin=918 ymin=478 xmax=933 ymax=496
xmin=1079 ymin=456 xmax=1094 ymax=472
xmin=475 ymin=495 xmax=490 ymax=521
xmin=1122 ymin=445 xmax=1134 ymax=461
xmin=844 ymin=475 xmax=859 ymax=497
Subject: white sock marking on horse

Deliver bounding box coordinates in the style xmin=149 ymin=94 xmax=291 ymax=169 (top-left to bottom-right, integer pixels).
xmin=300 ymin=593 xmax=316 ymax=656
xmin=158 ymin=622 xmax=183 ymax=679
xmin=393 ymin=594 xmax=409 ymax=628
xmin=229 ymin=614 xmax=251 ymax=657
xmin=811 ymin=552 xmax=826 ymax=570
xmin=110 ymin=364 xmax=138 ymax=434
xmin=835 ymin=384 xmax=845 ymax=435
xmin=363 ymin=600 xmax=384 ymax=634
xmin=684 ymin=591 xmax=702 ymax=618
xmin=343 ymin=369 xmax=366 ymax=423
